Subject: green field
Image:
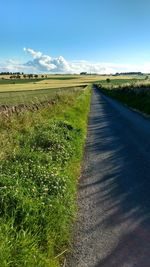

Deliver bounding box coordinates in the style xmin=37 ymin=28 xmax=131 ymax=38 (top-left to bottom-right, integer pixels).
xmin=0 ymin=74 xmax=141 ymax=107
xmin=0 ymin=86 xmax=85 ymax=106
xmin=0 ymin=78 xmax=43 ymax=85
xmin=94 ymin=77 xmax=146 ymax=87
xmin=0 ymin=74 xmax=141 ymax=93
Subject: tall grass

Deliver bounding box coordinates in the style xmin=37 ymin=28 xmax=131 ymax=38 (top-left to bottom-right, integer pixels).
xmin=0 ymin=87 xmax=91 ymax=266
xmin=96 ymin=83 xmax=150 ymax=115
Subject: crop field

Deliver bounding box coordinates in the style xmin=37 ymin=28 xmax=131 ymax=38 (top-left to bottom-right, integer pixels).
xmin=0 ymin=74 xmax=142 ymax=107
xmin=0 ymin=86 xmax=86 ymax=106
xmin=0 ymin=74 xmax=142 ymax=93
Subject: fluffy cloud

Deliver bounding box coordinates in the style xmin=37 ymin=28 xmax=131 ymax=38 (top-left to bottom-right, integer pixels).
xmin=24 ymin=48 xmax=71 ymax=73
xmin=1 ymin=48 xmax=150 ymax=74
xmin=23 ymin=48 xmax=121 ymax=74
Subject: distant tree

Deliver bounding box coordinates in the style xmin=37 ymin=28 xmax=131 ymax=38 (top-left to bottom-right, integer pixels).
xmin=41 ymin=75 xmax=44 ymax=78
xmin=10 ymin=75 xmax=17 ymax=79
xmin=80 ymin=72 xmax=87 ymax=75
xmin=28 ymin=74 xmax=33 ymax=79
xmin=34 ymin=74 xmax=38 ymax=79
xmin=106 ymin=78 xmax=110 ymax=83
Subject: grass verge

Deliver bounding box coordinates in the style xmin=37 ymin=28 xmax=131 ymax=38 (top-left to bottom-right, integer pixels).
xmin=96 ymin=83 xmax=150 ymax=115
xmin=0 ymin=86 xmax=91 ymax=266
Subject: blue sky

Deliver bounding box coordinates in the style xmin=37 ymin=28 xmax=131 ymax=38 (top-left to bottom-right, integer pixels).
xmin=1 ymin=0 xmax=150 ymax=73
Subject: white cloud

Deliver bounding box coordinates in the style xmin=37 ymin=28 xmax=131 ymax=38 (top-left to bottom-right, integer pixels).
xmin=0 ymin=59 xmax=29 ymax=73
xmin=1 ymin=47 xmax=150 ymax=74
xmin=24 ymin=48 xmax=42 ymax=59
xmin=24 ymin=48 xmax=71 ymax=73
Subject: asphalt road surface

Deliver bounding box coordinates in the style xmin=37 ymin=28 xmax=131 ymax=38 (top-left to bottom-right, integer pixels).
xmin=67 ymin=87 xmax=150 ymax=267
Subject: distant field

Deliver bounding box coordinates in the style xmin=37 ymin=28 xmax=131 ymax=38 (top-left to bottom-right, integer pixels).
xmin=0 ymin=86 xmax=85 ymax=106
xmin=0 ymin=74 xmax=144 ymax=93
xmin=94 ymin=78 xmax=139 ymax=86
xmin=0 ymin=74 xmax=146 ymax=108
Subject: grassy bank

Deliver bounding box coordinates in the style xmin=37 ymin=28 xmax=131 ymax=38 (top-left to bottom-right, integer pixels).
xmin=0 ymin=86 xmax=91 ymax=266
xmin=96 ymin=83 xmax=150 ymax=115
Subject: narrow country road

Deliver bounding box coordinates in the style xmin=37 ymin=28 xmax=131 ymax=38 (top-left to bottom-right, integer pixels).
xmin=67 ymin=87 xmax=150 ymax=267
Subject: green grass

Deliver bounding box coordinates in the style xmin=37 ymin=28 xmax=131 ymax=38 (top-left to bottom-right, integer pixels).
xmin=0 ymin=86 xmax=91 ymax=266
xmin=96 ymin=82 xmax=150 ymax=115
xmin=46 ymin=77 xmax=79 ymax=80
xmin=94 ymin=78 xmax=144 ymax=87
xmin=0 ymin=86 xmax=85 ymax=106
xmin=0 ymin=79 xmax=44 ymax=85
xmin=0 ymin=77 xmax=78 ymax=85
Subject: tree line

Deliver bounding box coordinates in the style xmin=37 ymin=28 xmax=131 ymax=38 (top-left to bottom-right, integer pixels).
xmin=0 ymin=72 xmax=24 ymax=75
xmin=0 ymin=72 xmax=47 ymax=79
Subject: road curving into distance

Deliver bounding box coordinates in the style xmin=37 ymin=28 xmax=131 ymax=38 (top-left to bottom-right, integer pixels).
xmin=67 ymin=86 xmax=150 ymax=267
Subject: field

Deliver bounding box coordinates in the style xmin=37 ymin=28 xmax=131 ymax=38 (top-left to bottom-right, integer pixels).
xmin=0 ymin=86 xmax=86 ymax=106
xmin=0 ymin=74 xmax=144 ymax=106
xmin=0 ymin=74 xmax=143 ymax=93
